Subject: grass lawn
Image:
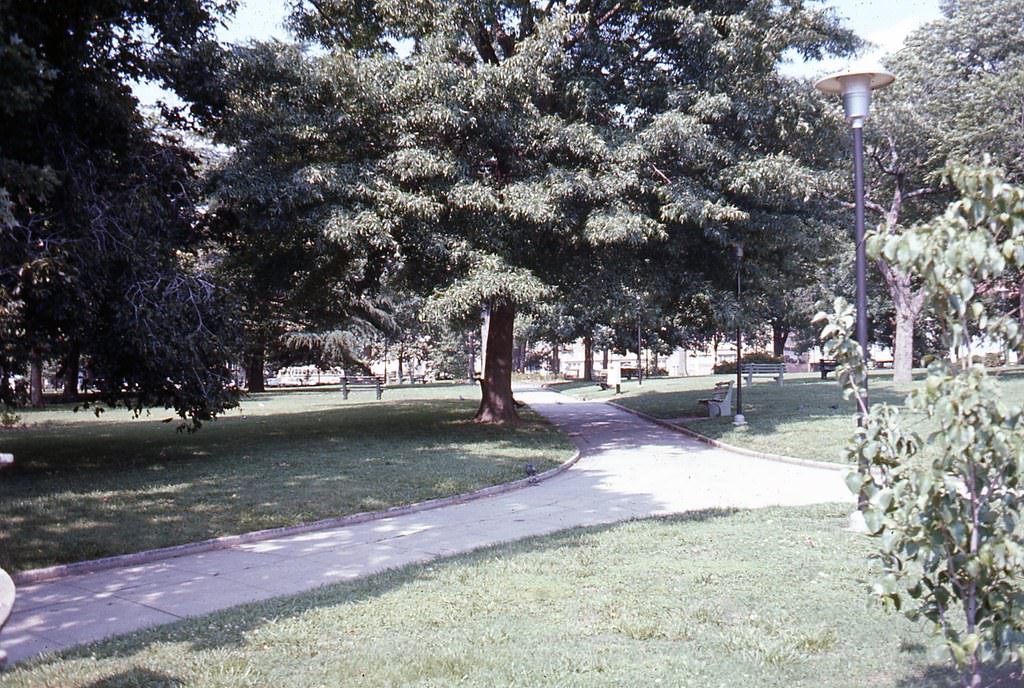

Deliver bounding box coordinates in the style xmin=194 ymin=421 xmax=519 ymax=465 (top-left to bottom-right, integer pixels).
xmin=0 ymin=384 xmax=574 ymax=573
xmin=2 ymin=503 xmax=995 ymax=688
xmin=551 ymin=368 xmax=1024 ymax=465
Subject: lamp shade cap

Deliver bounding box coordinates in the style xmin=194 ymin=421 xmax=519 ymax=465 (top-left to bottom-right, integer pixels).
xmin=814 ymin=69 xmax=895 ymax=95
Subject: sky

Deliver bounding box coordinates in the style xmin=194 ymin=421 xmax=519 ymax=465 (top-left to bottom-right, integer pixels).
xmin=134 ymin=0 xmax=946 ymax=105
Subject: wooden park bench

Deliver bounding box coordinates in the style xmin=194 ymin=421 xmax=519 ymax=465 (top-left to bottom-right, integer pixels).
xmin=817 ymin=359 xmax=838 ymax=379
xmin=698 ymin=380 xmax=734 ymax=417
xmin=741 ymin=362 xmax=784 ymax=386
xmin=620 ymin=366 xmax=641 ymax=380
xmin=341 ymin=375 xmax=384 ymax=400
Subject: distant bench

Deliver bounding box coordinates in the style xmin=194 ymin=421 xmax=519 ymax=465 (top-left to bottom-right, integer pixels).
xmin=341 ymin=376 xmax=384 ymax=400
xmin=817 ymin=359 xmax=838 ymax=379
xmin=741 ymin=362 xmax=784 ymax=386
xmin=388 ymin=375 xmax=428 ymax=385
xmin=698 ymin=381 xmax=734 ymax=417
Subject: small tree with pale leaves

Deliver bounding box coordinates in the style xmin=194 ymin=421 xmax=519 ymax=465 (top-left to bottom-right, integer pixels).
xmin=817 ymin=165 xmax=1024 ymax=688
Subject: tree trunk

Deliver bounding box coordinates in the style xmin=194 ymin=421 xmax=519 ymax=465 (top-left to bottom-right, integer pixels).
xmin=246 ymin=348 xmax=266 ymax=393
xmin=1019 ymin=273 xmax=1024 ymax=325
xmin=583 ymin=335 xmax=594 ymax=381
xmin=467 ymin=332 xmax=477 ymax=381
xmin=771 ymin=321 xmax=788 ymax=358
xmin=879 ymin=259 xmax=925 ymax=384
xmin=29 ymin=349 xmax=44 ymax=407
xmin=475 ymin=301 xmax=519 ymax=424
xmin=512 ymin=338 xmax=523 ymax=374
xmin=61 ymin=344 xmax=80 ymax=401
xmin=398 ymin=342 xmax=405 ymax=382
xmin=550 ymin=342 xmax=560 ymax=375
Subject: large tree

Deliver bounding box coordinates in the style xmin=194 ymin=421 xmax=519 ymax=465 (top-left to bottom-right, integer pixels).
xmin=280 ymin=0 xmax=856 ymax=423
xmin=851 ymin=0 xmax=1024 ymax=382
xmin=0 ymin=0 xmax=241 ymax=426
xmin=204 ymin=41 xmax=407 ymax=390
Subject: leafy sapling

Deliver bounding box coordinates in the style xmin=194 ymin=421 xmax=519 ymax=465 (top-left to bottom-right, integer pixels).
xmin=816 ymin=165 xmax=1024 ymax=688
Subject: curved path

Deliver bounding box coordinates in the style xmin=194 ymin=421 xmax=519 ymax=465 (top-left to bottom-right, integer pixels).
xmin=0 ymin=389 xmax=852 ymax=665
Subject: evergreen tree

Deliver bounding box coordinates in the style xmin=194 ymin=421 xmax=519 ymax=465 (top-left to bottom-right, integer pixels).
xmin=0 ymin=0 xmax=241 ymax=426
xmin=281 ymin=0 xmax=856 ymax=423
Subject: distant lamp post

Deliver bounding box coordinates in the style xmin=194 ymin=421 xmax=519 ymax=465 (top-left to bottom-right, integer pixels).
xmin=814 ymin=69 xmax=894 ymax=411
xmin=636 ymin=309 xmax=643 ymax=386
xmin=734 ymin=243 xmax=745 ymax=426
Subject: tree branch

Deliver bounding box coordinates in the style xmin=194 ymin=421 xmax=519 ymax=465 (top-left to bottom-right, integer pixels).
xmin=650 ymin=164 xmax=672 ymax=185
xmin=306 ymin=0 xmax=353 ymax=50
xmin=471 ymin=20 xmax=500 ymax=64
xmin=904 ymin=187 xmax=940 ymax=200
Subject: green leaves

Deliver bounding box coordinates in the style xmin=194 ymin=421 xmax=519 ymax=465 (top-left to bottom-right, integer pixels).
xmin=831 ymin=168 xmax=1024 ymax=683
xmin=870 ymin=164 xmax=1024 ymax=353
xmin=421 ymin=252 xmax=551 ymax=325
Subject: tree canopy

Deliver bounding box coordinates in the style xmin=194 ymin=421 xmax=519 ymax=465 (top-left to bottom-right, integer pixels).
xmin=265 ymin=0 xmax=858 ymax=421
xmin=0 ymin=0 xmax=240 ymax=426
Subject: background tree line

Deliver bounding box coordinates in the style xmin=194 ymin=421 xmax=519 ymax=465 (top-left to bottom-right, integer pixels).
xmin=1 ymin=0 xmax=1021 ymax=425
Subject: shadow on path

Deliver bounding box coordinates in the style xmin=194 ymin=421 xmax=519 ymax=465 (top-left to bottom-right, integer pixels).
xmin=1 ymin=388 xmax=852 ymax=666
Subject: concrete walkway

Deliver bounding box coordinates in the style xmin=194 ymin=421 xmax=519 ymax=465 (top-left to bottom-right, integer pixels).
xmin=0 ymin=389 xmax=853 ymax=665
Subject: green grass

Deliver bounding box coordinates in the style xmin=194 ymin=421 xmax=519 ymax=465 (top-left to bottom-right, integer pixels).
xmin=552 ymin=369 xmax=1024 ymax=464
xmin=2 ymin=503 xmax=996 ymax=687
xmin=0 ymin=384 xmax=574 ymax=573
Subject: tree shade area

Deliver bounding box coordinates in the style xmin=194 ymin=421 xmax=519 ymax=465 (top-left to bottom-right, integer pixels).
xmin=0 ymin=0 xmax=1022 ymax=426
xmin=0 ymin=0 xmax=241 ymax=428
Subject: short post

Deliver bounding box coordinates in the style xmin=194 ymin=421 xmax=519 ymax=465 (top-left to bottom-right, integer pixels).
xmin=608 ymin=362 xmax=622 ymax=394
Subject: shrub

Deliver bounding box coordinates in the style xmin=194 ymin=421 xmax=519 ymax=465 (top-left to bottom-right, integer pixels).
xmin=818 ymin=165 xmax=1024 ymax=688
xmin=713 ymin=351 xmax=780 ymax=374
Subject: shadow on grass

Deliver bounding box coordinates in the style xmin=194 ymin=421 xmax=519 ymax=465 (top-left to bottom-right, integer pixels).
xmin=896 ymin=662 xmax=1023 ymax=687
xmin=64 ymin=509 xmax=741 ymax=661
xmin=0 ymin=399 xmax=572 ymax=572
xmin=84 ymin=668 xmax=183 ymax=687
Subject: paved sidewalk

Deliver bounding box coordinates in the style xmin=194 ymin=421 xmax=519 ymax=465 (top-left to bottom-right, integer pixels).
xmin=0 ymin=389 xmax=853 ymax=665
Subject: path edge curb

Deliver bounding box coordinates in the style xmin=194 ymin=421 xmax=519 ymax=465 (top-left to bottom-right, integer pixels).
xmin=606 ymin=400 xmax=847 ymax=472
xmin=12 ymin=447 xmax=583 ymax=587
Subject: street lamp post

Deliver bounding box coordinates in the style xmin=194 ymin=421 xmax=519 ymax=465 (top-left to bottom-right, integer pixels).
xmin=636 ymin=311 xmax=642 ymax=385
xmin=734 ymin=243 xmax=745 ymax=426
xmin=815 ymin=69 xmax=894 ymax=517
xmin=814 ymin=69 xmax=895 ymax=414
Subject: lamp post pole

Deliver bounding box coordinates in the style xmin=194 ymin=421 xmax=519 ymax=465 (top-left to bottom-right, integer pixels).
xmin=815 ymin=69 xmax=894 ymax=513
xmin=734 ymin=243 xmax=745 ymax=426
xmin=853 ymin=124 xmax=869 ymax=391
xmin=815 ymin=70 xmax=895 ymax=409
xmin=636 ymin=311 xmax=642 ymax=385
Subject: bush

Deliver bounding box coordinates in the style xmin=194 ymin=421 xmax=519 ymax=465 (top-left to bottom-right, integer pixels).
xmin=819 ymin=166 xmax=1024 ymax=688
xmin=712 ymin=351 xmax=780 ymax=374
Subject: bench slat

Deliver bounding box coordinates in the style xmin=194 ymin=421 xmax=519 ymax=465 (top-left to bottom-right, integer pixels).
xmin=740 ymin=362 xmax=784 ymax=386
